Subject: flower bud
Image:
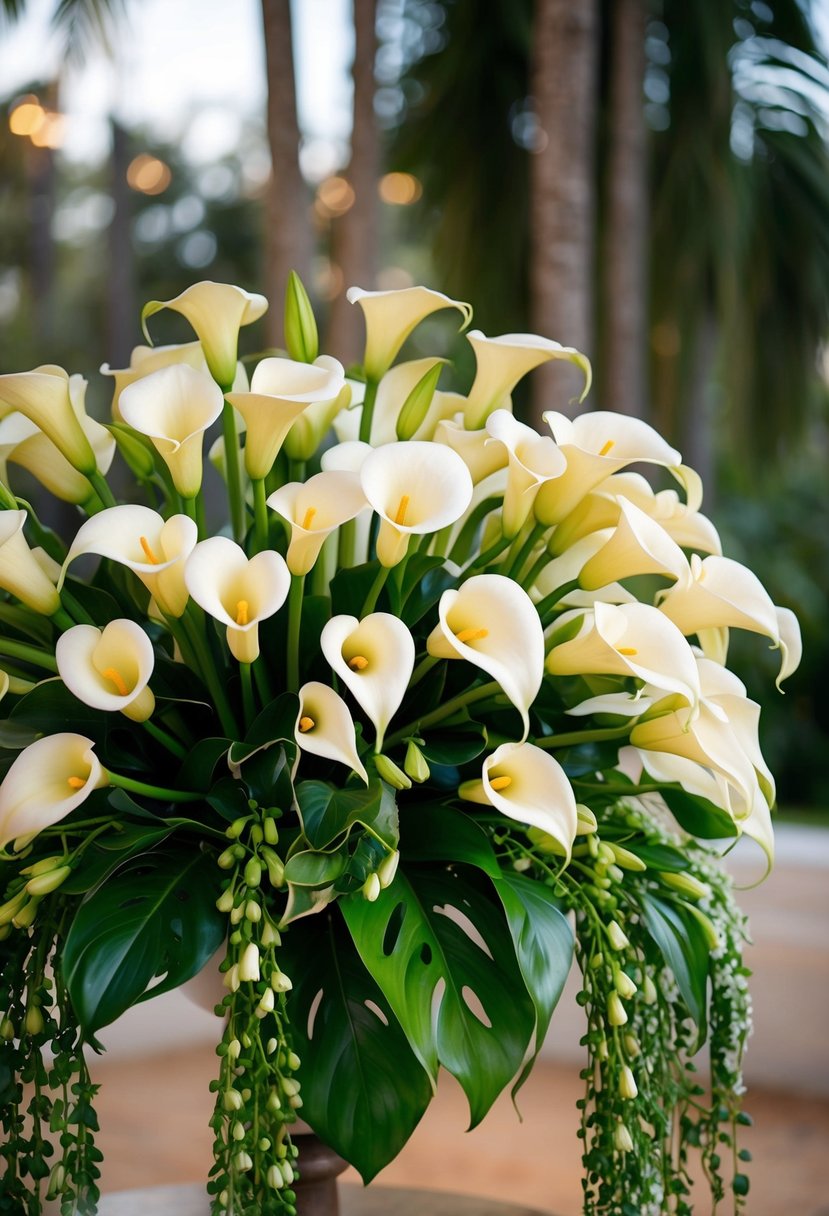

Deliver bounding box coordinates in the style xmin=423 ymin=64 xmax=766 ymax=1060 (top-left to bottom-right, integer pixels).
xmin=271 ymin=970 xmax=293 ymax=993
xmin=281 ymin=1160 xmax=295 ymax=1185
xmin=25 ymin=865 xmax=71 ymax=897
xmin=287 ymin=1050 xmax=301 ymax=1071
xmin=606 ymin=864 xmax=625 ymax=884
xmin=396 ymin=361 xmax=444 ymax=441
xmin=261 ymin=920 xmax=282 ymax=947
xmin=284 ymin=271 xmax=319 ymax=364
xmin=12 ymin=898 xmax=39 ymax=929
xmin=227 ymin=1039 xmax=241 ymax=1061
xmin=642 ymin=975 xmax=658 ymax=1005
xmin=685 ymin=904 xmax=721 ymax=951
xmin=267 ymin=1089 xmax=282 ymax=1113
xmin=232 ymin=1120 xmax=246 ymax=1141
xmin=607 ymin=920 xmax=630 ymax=951
xmin=614 ymin=970 xmax=637 ymax=1000
xmin=624 ymin=1034 xmax=640 ymax=1058
xmin=597 ymin=843 xmax=616 ymax=866
xmin=660 ymin=870 xmax=712 ymax=902
xmin=267 ymin=1038 xmax=278 ymax=1055
xmin=267 ymin=1163 xmax=285 ymax=1190
xmin=227 ymin=816 xmax=250 ymax=840
xmin=362 ymin=873 xmax=382 ymax=902
xmin=223 ymin=963 xmax=240 ymax=992
xmin=576 ymin=805 xmax=598 ymax=835
xmin=607 ymin=992 xmax=628 ymax=1027
xmin=0 ymin=890 xmax=27 ymax=926
xmin=289 ymin=1093 xmax=304 ymax=1109
xmin=217 ymin=848 xmax=237 ymax=870
xmin=245 ymin=900 xmax=261 ymax=923
xmin=25 ymin=1006 xmax=44 ymax=1035
xmin=46 ymin=1163 xmax=66 ymax=1198
xmin=374 ymin=753 xmax=412 ymax=790
xmin=238 ymin=943 xmax=260 ymax=982
xmin=608 ymin=843 xmax=647 ymax=872
xmin=216 ymin=888 xmax=235 ymax=913
xmin=614 ymin=1122 xmax=634 ymax=1153
xmin=619 ymin=1065 xmax=638 ymax=1100
xmin=257 ymin=988 xmax=275 ymax=1017
xmin=244 ymin=858 xmax=262 ymax=888
xmin=234 ymin=1150 xmax=253 ymax=1173
xmin=263 ymin=817 xmax=279 ymax=845
xmin=403 ymin=740 xmax=430 ymax=784
xmin=0 ymin=1016 xmax=15 ymax=1041
xmin=376 ymin=850 xmax=400 ymax=889
xmin=281 ymin=1076 xmax=301 ymax=1098
xmin=223 ymin=1089 xmax=243 ymax=1112
xmin=261 ymin=847 xmax=285 ymax=889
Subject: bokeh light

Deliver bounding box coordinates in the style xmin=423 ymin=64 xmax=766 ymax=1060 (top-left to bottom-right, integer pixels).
xmin=126 ymin=154 xmax=172 ymax=195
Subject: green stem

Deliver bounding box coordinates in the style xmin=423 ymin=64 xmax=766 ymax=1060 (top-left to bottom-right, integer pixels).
xmin=253 ymin=657 xmax=274 ymax=706
xmin=385 ymin=679 xmax=501 ymax=749
xmin=221 ymin=399 xmax=246 ymax=544
xmin=252 ymin=478 xmax=269 ymax=553
xmin=362 ymin=563 xmax=391 ymax=615
xmin=50 ymin=607 xmax=76 ymax=633
xmin=195 ymin=491 xmax=207 ymax=540
xmin=523 ymin=547 xmax=553 ymax=591
xmin=178 ymin=609 xmax=238 ymax=738
xmin=0 ymin=639 xmax=57 ymax=672
xmin=87 ymin=470 xmax=116 ymax=510
xmin=182 ymin=495 xmax=199 ymax=527
xmin=59 ymin=590 xmax=95 ymax=626
xmin=141 ymin=718 xmax=188 ymax=760
xmin=464 ymin=530 xmax=512 ymax=576
xmin=287 ymin=574 xmax=305 ymax=693
xmin=506 ymin=521 xmax=547 ymax=582
xmin=240 ymin=663 xmax=256 ymax=729
xmin=409 ymin=654 xmax=440 ymax=688
xmin=338 ymin=518 xmax=357 ymax=569
xmin=537 ymin=578 xmax=581 ymax=625
xmin=107 ymin=771 xmax=203 ymax=803
xmin=533 ymin=724 xmax=633 ymax=750
xmin=288 ymin=458 xmax=306 ymax=486
xmin=358 ymin=378 xmax=379 ymax=444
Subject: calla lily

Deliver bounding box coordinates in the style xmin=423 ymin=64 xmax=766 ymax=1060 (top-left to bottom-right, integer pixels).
xmin=63 ymin=505 xmax=197 ymax=618
xmin=358 ymin=357 xmax=450 ymax=445
xmin=0 ymin=511 xmax=61 ymax=616
xmin=536 ymin=411 xmax=682 ymax=525
xmin=546 ymin=601 xmax=701 ymax=707
xmin=185 ymin=538 xmax=290 ymax=664
xmin=295 ymin=681 xmax=368 ymax=783
xmin=427 ymin=574 xmax=544 ymax=739
xmin=3 ymin=414 xmax=114 ymax=506
xmin=578 ymin=499 xmax=689 ymax=590
xmin=0 ymin=365 xmax=97 ymax=475
xmin=320 ymin=613 xmax=415 ymax=750
xmin=360 ymin=441 xmax=473 ymax=567
xmin=56 ymin=620 xmax=156 ymax=722
xmin=0 ymin=733 xmax=107 ymax=850
xmin=267 ymin=470 xmax=367 ymax=576
xmin=119 ymin=364 xmax=224 ymax=498
xmin=460 ymin=741 xmax=578 ymax=860
xmin=347 ymin=285 xmax=473 ymax=380
xmin=485 ymin=409 xmax=566 ymax=537
xmin=283 ymin=382 xmax=352 ymax=463
xmin=433 ymin=415 xmax=508 ymax=484
xmin=225 ymin=355 xmax=345 ymax=479
xmin=101 ymin=341 xmax=208 ymax=419
xmin=142 ymin=281 xmax=268 ymax=388
xmin=320 ymin=441 xmax=374 ymax=566
xmin=533 ymin=532 xmax=637 ymax=608
xmin=464 ymin=331 xmax=592 ymax=429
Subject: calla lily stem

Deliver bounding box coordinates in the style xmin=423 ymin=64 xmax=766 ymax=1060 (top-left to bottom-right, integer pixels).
xmin=533 ymin=724 xmax=633 ymax=750
xmin=221 ymin=399 xmax=245 ymax=544
xmin=538 ymin=579 xmax=581 ymax=626
xmin=385 ymin=679 xmax=501 ymax=749
xmin=51 ymin=607 xmax=77 ymax=633
xmin=252 ymin=478 xmax=269 ymax=553
xmin=88 ymin=470 xmax=117 ymax=510
xmin=176 ymin=609 xmax=238 ymax=738
xmin=358 ymin=378 xmax=378 ymax=444
xmin=287 ymin=574 xmax=305 ymax=693
xmin=106 ymin=770 xmax=203 ymax=803
xmin=362 ymin=564 xmax=391 ymax=615
xmin=141 ymin=719 xmax=188 ymax=760
xmin=59 ymin=590 xmax=95 ymax=626
xmin=240 ymin=662 xmax=256 ymax=729
xmin=0 ymin=639 xmax=57 ymax=673
xmin=504 ymin=521 xmax=546 ymax=581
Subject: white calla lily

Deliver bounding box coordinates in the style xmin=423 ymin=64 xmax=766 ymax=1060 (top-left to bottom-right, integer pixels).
xmin=464 ymin=330 xmax=592 ymax=429
xmin=101 ymin=341 xmax=208 ymax=419
xmin=774 ymin=607 xmax=802 ymax=686
xmin=295 ymin=682 xmax=368 ymax=784
xmin=433 ymin=415 xmax=508 ymax=484
xmin=485 ymin=409 xmax=566 ymax=537
xmin=461 ymin=741 xmax=577 ymax=860
xmin=267 ymin=470 xmax=368 ymax=576
xmin=347 ymin=285 xmax=472 ymax=379
xmin=0 ymin=511 xmax=61 ymax=616
xmin=225 ymin=355 xmax=345 ymax=479
xmin=2 ymin=408 xmax=114 ymax=505
xmin=0 ymin=733 xmax=107 ymax=850
xmin=0 ymin=365 xmax=97 ymax=475
xmin=360 ymin=441 xmax=473 ymax=566
xmin=119 ymin=364 xmax=224 ymax=498
xmin=320 ymin=613 xmax=415 ymax=750
xmin=578 ymin=498 xmax=690 ymax=590
xmin=63 ymin=505 xmax=197 ymax=618
xmin=321 ymin=441 xmax=374 ymax=566
xmin=533 ymin=533 xmax=637 ymax=608
xmin=427 ymin=574 xmax=544 ymax=739
xmin=362 ymin=356 xmax=449 ymax=445
xmin=185 ymin=538 xmax=290 ymax=664
xmin=142 ymin=281 xmax=268 ymax=388
xmin=56 ymin=621 xmax=156 ymax=722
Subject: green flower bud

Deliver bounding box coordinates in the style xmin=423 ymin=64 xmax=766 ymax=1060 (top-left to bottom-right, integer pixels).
xmin=642 ymin=975 xmax=658 ymax=1005
xmin=12 ymin=898 xmax=39 ymax=929
xmin=608 ymin=843 xmax=647 ymax=872
xmin=226 ymin=816 xmax=250 ymax=840
xmin=404 ymin=740 xmax=430 ymax=784
xmin=576 ymin=804 xmax=598 ymax=834
xmin=244 ymin=858 xmax=262 ymax=888
xmin=659 ymin=870 xmax=712 ymax=902
xmin=217 ymin=848 xmax=237 ymax=870
xmin=26 ymin=865 xmax=71 ymax=897
xmin=271 ymin=970 xmax=293 ymax=993
xmin=289 ymin=1094 xmax=304 ymax=1109
xmin=261 ymin=847 xmax=285 ymax=889
xmin=362 ymin=873 xmax=382 ymax=902
xmin=281 ymin=1076 xmax=301 ymax=1098
xmin=109 ymin=423 xmax=156 ymax=480
xmin=267 ymin=1089 xmax=282 ymax=1113
xmin=261 ymin=920 xmax=282 ymax=947
xmin=227 ymin=1038 xmax=241 ymax=1061
xmin=223 ymin=1089 xmax=243 ymax=1112
xmin=624 ymin=1033 xmax=640 ymax=1058
xmin=257 ymin=988 xmax=275 ymax=1017
xmin=287 ymin=1050 xmax=301 ymax=1071
xmin=267 ymin=1038 xmax=278 ymax=1055
xmin=245 ymin=900 xmax=261 ymax=923
xmin=25 ymin=1006 xmax=44 ymax=1036
xmin=607 ymin=992 xmax=628 ymax=1027
xmin=619 ymin=1064 xmax=638 ymax=1100
xmin=684 ymin=903 xmax=721 ymax=951
xmin=216 ymin=888 xmax=235 ymax=914
xmin=263 ymin=817 xmax=279 ymax=845
xmin=607 ymin=920 xmax=630 ymax=951
xmin=281 ymin=1160 xmax=295 ymax=1185
xmin=250 ymin=824 xmax=264 ymax=846
xmin=284 ymin=271 xmax=319 ymax=364
xmin=0 ymin=1016 xmax=15 ymax=1041
xmin=376 ymin=850 xmax=400 ymax=889
xmin=396 ymin=360 xmax=445 ymax=441
xmin=614 ymin=969 xmax=637 ymax=1000
xmin=614 ymin=1122 xmax=634 ymax=1153
xmin=267 ymin=1163 xmax=285 ymax=1190
xmin=0 ymin=890 xmax=27 ymax=926
xmin=232 ymin=1120 xmax=246 ymax=1141
xmin=234 ymin=1150 xmax=253 ymax=1173
xmin=374 ymin=753 xmax=412 ymax=790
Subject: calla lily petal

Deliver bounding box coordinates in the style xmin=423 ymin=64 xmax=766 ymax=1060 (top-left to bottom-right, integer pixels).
xmin=473 ymin=741 xmax=577 ymax=860
xmin=0 ymin=733 xmax=106 ymax=850
xmin=0 ymin=365 xmax=96 ymax=475
xmin=578 ymin=498 xmax=689 ymax=590
xmin=56 ymin=621 xmax=156 ymax=722
xmin=365 ymin=356 xmax=448 ymax=445
xmin=433 ymin=415 xmax=508 ymax=484
xmin=0 ymin=511 xmax=61 ymax=615
xmin=485 ymin=409 xmax=566 ymax=536
xmin=267 ymin=470 xmax=367 ymax=576
xmin=102 ymin=341 xmax=208 ymax=420
xmin=295 ymin=682 xmax=369 ymax=784
xmin=320 ymin=613 xmax=415 ymax=750
xmin=347 ymin=285 xmax=472 ymax=380
xmin=464 ymin=330 xmax=592 ymax=429
xmin=185 ymin=538 xmax=290 ymax=664
xmin=142 ymin=281 xmax=268 ymax=388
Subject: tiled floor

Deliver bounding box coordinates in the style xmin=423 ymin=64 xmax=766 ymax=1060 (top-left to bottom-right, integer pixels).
xmin=87 ymin=1044 xmax=829 ymax=1214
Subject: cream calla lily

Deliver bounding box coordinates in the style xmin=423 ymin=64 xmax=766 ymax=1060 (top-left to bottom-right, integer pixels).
xmin=578 ymin=499 xmax=689 ymax=590
xmin=267 ymin=470 xmax=368 ymax=576
xmin=461 ymin=741 xmax=577 ymax=860
xmin=533 ymin=532 xmax=638 ymax=608
xmin=283 ymin=382 xmax=352 ymax=463
xmin=102 ymin=341 xmax=208 ymax=419
xmin=56 ymin=621 xmax=156 ymax=722
xmin=433 ymin=415 xmax=508 ymax=484
xmin=464 ymin=330 xmax=592 ymax=429
xmin=347 ymin=285 xmax=473 ymax=380
xmin=546 ymin=601 xmax=701 ymax=707
xmin=320 ymin=613 xmax=415 ymax=750
xmin=0 ymin=365 xmax=97 ymax=475
xmin=295 ymin=682 xmax=369 ymax=784
xmin=363 ymin=357 xmax=450 ymax=445
xmin=359 ymin=441 xmax=473 ymax=566
xmin=63 ymin=505 xmax=197 ymax=618
xmin=184 ymin=538 xmax=290 ymax=664
xmin=0 ymin=733 xmax=107 ymax=851
xmin=119 ymin=364 xmax=224 ymax=498
xmin=2 ymin=412 xmax=114 ymax=505
xmin=427 ymin=574 xmax=544 ymax=739
xmin=226 ymin=355 xmax=346 ymax=479
xmin=0 ymin=511 xmax=61 ymax=616
xmin=536 ymin=411 xmax=682 ymax=525
xmin=485 ymin=409 xmax=566 ymax=537
xmin=142 ymin=281 xmax=268 ymax=388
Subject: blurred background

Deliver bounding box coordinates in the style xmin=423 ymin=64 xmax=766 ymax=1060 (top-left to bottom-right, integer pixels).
xmin=1 ymin=0 xmax=828 ymax=1209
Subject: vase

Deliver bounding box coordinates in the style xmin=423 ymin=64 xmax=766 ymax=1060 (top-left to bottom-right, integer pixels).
xmin=291 ymin=1131 xmax=350 ymax=1216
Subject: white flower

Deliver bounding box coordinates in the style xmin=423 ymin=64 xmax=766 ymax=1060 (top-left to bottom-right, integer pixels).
xmin=101 ymin=340 xmax=208 ymax=420
xmin=0 ymin=510 xmax=61 ymax=616
xmin=464 ymin=330 xmax=592 ymax=429
xmin=56 ymin=621 xmax=156 ymax=722
xmin=295 ymin=682 xmax=368 ymax=783
xmin=142 ymin=281 xmax=268 ymax=388
xmin=577 ymin=498 xmax=689 ymax=590
xmin=185 ymin=537 xmax=290 ymax=664
xmin=347 ymin=285 xmax=472 ymax=379
xmin=267 ymin=470 xmax=367 ymax=576
xmin=433 ymin=415 xmax=508 ymax=484
xmin=485 ymin=409 xmax=566 ymax=537
xmin=0 ymin=734 xmax=106 ymax=850
xmin=0 ymin=365 xmax=97 ymax=475
xmin=320 ymin=613 xmax=415 ymax=751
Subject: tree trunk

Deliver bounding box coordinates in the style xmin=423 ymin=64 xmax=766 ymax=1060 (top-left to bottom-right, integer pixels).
xmin=600 ymin=0 xmax=647 ymax=418
xmin=326 ymin=0 xmax=380 ymax=364
xmin=108 ymin=119 xmax=137 ymax=368
xmin=261 ymin=0 xmax=312 ymax=348
xmin=530 ymin=0 xmax=600 ymax=423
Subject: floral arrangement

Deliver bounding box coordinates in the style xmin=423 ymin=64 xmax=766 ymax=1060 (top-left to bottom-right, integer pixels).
xmin=0 ymin=276 xmax=800 ymax=1216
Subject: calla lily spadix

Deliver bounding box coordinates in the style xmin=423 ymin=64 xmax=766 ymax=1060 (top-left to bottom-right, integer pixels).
xmin=578 ymin=498 xmax=689 ymax=591
xmin=320 ymin=613 xmax=415 ymax=751
xmin=359 ymin=440 xmax=473 ymax=567
xmin=460 ymin=741 xmax=578 ymax=861
xmin=0 ymin=365 xmax=97 ymax=476
xmin=347 ymin=284 xmax=473 ymax=380
xmin=464 ymin=330 xmax=592 ymax=430
xmin=433 ymin=415 xmax=508 ymax=485
xmin=63 ymin=505 xmax=197 ymax=618
xmin=0 ymin=511 xmax=61 ymax=616
xmin=141 ymin=281 xmax=268 ymax=388
xmin=225 ymin=355 xmax=345 ymax=480
xmin=267 ymin=470 xmax=367 ymax=576
xmin=546 ymin=601 xmax=701 ymax=708
xmin=295 ymin=681 xmax=369 ymax=784
xmin=485 ymin=409 xmax=566 ymax=537
xmin=56 ymin=620 xmax=156 ymax=722
xmin=119 ymin=363 xmax=224 ymax=498
xmin=535 ymin=411 xmax=683 ymax=526
xmin=102 ymin=340 xmax=208 ymax=419
xmin=185 ymin=538 xmax=290 ymax=664
xmin=0 ymin=733 xmax=107 ymax=851
xmin=427 ymin=574 xmax=544 ymax=739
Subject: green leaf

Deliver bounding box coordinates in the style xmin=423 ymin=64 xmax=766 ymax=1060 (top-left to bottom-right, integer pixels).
xmin=62 ymin=824 xmax=173 ymax=896
xmin=620 ymin=841 xmax=689 ymax=872
xmin=330 ymin=562 xmax=383 ymax=619
xmin=283 ymin=847 xmax=348 ymax=887
xmin=279 ymin=911 xmax=432 ymax=1182
xmin=399 ymin=802 xmax=499 ymax=876
xmin=490 ymin=872 xmax=574 ymax=1099
xmin=295 ymin=779 xmax=398 ymax=852
xmin=419 ymin=719 xmax=488 ymax=766
xmin=396 ymin=554 xmax=457 ymax=628
xmin=0 ymin=602 xmax=53 ymax=645
xmin=657 ymin=782 xmax=738 ymax=840
xmin=641 ymin=892 xmax=710 ymax=1047
xmin=62 ymin=846 xmax=225 ymax=1038
xmin=177 ymin=737 xmax=231 ymax=794
xmin=9 ymin=679 xmax=107 ymax=739
xmin=342 ymin=864 xmax=536 ymax=1126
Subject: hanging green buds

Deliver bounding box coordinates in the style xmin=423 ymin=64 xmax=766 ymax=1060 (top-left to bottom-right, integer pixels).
xmin=403 ymin=740 xmax=430 ymax=784
xmin=284 ymin=271 xmax=319 ymax=364
xmin=374 ymin=753 xmax=412 ymax=790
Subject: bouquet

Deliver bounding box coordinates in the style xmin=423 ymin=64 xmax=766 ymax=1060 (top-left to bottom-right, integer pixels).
xmin=0 ymin=276 xmax=800 ymax=1216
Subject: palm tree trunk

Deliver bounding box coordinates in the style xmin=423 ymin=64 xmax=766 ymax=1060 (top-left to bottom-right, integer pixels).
xmin=530 ymin=0 xmax=600 ymax=423
xmin=600 ymin=0 xmax=647 ymax=419
xmin=261 ymin=0 xmax=312 ymax=347
xmin=326 ymin=0 xmax=380 ymax=364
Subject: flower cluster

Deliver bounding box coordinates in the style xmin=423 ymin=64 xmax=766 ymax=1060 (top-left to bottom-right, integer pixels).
xmin=0 ymin=276 xmax=799 ymax=1215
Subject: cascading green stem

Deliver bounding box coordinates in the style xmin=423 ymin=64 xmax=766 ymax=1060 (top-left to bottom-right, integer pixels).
xmin=533 ymin=724 xmax=633 ymax=750
xmin=358 ymin=378 xmax=379 ymax=444
xmin=362 ymin=563 xmax=391 ymax=615
xmin=221 ymin=396 xmax=245 ymax=544
xmin=508 ymin=520 xmax=548 ymax=583
xmin=87 ymin=470 xmax=117 ymax=510
xmin=141 ymin=719 xmax=188 ymax=761
xmin=106 ymin=771 xmax=203 ymax=803
xmin=240 ymin=662 xmax=256 ymax=729
xmin=538 ymin=579 xmax=581 ymax=627
xmin=0 ymin=639 xmax=57 ymax=673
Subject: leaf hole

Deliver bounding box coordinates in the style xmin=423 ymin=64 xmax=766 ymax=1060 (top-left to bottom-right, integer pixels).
xmin=307 ymin=987 xmax=324 ymax=1041
xmin=430 ymin=976 xmax=446 ymax=1041
xmin=461 ymin=985 xmax=492 ymax=1029
xmin=420 ymin=942 xmax=432 ymax=966
xmin=364 ymin=999 xmax=389 ymax=1027
xmin=382 ymin=901 xmax=405 ymax=957
xmin=433 ymin=903 xmax=494 ymax=959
